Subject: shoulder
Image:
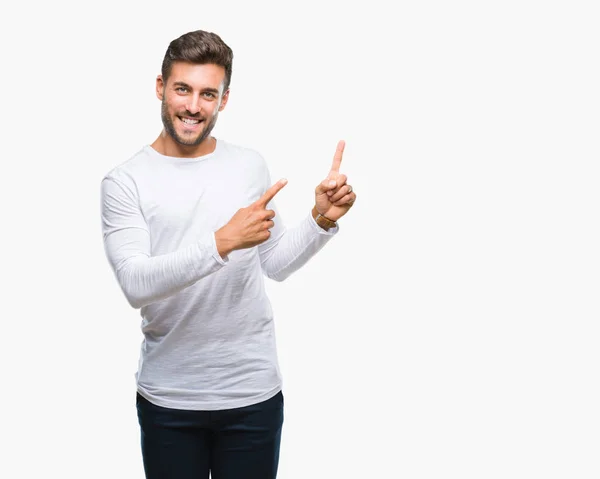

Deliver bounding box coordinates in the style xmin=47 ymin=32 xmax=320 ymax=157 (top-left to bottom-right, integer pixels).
xmin=217 ymin=139 xmax=268 ymax=170
xmin=101 ymin=146 xmax=154 ymax=188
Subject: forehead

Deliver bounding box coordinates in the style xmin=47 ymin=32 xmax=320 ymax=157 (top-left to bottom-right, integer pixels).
xmin=167 ymin=62 xmax=226 ymax=90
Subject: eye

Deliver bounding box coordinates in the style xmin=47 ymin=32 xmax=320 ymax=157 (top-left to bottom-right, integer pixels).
xmin=175 ymin=87 xmax=189 ymax=93
xmin=203 ymin=92 xmax=217 ymax=99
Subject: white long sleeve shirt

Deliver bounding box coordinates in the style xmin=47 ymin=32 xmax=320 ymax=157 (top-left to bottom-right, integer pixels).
xmin=100 ymin=138 xmax=337 ymax=410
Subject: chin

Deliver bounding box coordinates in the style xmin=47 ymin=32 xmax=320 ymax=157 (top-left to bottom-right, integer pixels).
xmin=175 ymin=129 xmax=203 ymax=144
xmin=177 ymin=133 xmax=206 ymax=147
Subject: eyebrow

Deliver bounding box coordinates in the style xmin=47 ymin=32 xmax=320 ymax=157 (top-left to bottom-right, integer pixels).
xmin=172 ymin=81 xmax=220 ymax=94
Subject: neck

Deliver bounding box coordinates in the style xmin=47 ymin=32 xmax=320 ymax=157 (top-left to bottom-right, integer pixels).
xmin=151 ymin=132 xmax=216 ymax=158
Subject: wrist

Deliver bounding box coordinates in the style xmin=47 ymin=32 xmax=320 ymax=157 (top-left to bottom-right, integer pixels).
xmin=214 ymin=229 xmax=236 ymax=258
xmin=311 ymin=206 xmax=337 ymax=231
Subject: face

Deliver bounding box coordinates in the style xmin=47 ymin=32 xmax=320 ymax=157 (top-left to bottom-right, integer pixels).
xmin=156 ymin=62 xmax=229 ymax=149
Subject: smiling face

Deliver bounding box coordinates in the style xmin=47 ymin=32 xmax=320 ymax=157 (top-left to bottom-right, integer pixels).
xmin=156 ymin=61 xmax=229 ymax=156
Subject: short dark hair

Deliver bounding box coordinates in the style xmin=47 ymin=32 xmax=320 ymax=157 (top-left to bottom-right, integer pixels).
xmin=161 ymin=30 xmax=234 ymax=91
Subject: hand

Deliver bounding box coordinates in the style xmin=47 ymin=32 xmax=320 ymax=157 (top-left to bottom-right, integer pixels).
xmin=314 ymin=140 xmax=357 ymax=222
xmin=215 ymin=179 xmax=288 ymax=257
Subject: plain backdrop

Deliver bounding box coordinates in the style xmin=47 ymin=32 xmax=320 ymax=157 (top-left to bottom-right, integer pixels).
xmin=1 ymin=1 xmax=599 ymax=478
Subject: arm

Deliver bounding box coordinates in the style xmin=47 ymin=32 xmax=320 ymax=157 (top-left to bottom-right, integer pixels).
xmin=100 ymin=176 xmax=227 ymax=309
xmin=258 ymin=203 xmax=338 ymax=282
xmin=258 ymin=140 xmax=357 ymax=281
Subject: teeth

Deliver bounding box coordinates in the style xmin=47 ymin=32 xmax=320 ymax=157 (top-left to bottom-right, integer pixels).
xmin=181 ymin=118 xmax=200 ymax=124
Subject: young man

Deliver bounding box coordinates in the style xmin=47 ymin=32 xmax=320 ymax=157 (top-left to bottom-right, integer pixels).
xmin=100 ymin=30 xmax=356 ymax=479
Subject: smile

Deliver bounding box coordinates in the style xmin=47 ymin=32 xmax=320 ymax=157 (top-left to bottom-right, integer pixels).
xmin=177 ymin=116 xmax=202 ymax=125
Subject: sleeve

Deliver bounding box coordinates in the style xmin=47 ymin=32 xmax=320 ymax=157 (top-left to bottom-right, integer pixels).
xmin=100 ymin=175 xmax=227 ymax=309
xmin=256 ymin=159 xmax=338 ymax=282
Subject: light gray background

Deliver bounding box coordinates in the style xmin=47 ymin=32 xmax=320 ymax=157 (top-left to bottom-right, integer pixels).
xmin=1 ymin=1 xmax=598 ymax=478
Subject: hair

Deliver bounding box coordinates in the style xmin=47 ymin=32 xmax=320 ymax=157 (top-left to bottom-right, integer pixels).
xmin=161 ymin=30 xmax=234 ymax=91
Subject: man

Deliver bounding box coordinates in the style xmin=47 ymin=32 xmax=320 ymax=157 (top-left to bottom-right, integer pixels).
xmin=100 ymin=29 xmax=356 ymax=479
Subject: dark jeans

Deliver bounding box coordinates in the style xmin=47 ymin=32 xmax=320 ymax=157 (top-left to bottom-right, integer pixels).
xmin=136 ymin=391 xmax=284 ymax=479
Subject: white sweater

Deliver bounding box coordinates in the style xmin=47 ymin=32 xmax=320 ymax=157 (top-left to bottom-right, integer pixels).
xmin=100 ymin=138 xmax=337 ymax=410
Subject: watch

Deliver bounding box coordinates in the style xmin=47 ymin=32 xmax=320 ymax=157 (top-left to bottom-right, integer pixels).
xmin=312 ymin=207 xmax=337 ymax=231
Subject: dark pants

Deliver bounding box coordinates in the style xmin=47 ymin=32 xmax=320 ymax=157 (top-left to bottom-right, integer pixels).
xmin=136 ymin=391 xmax=284 ymax=479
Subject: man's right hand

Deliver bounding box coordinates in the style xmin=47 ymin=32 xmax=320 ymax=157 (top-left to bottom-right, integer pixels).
xmin=215 ymin=179 xmax=288 ymax=258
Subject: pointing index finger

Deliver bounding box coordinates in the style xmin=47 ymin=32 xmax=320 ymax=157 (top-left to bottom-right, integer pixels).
xmin=257 ymin=178 xmax=288 ymax=207
xmin=330 ymin=140 xmax=345 ymax=174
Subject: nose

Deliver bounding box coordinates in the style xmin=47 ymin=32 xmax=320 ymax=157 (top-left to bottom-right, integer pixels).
xmin=185 ymin=93 xmax=202 ymax=115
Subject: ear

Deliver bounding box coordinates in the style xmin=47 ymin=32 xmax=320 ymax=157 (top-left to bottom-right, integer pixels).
xmin=155 ymin=75 xmax=165 ymax=101
xmin=218 ymin=89 xmax=230 ymax=112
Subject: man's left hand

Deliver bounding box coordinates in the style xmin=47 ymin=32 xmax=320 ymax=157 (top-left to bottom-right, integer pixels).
xmin=314 ymin=140 xmax=357 ymax=222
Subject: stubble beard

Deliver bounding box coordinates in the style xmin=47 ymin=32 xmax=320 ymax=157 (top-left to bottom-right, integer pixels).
xmin=161 ymin=99 xmax=219 ymax=147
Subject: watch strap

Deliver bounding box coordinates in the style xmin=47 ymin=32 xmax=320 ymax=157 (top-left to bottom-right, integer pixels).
xmin=312 ymin=206 xmax=337 ymax=230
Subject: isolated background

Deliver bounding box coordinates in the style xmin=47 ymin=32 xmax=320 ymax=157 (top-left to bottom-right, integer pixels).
xmin=1 ymin=0 xmax=598 ymax=478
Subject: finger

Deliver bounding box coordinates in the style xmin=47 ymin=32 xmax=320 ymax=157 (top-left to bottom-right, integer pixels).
xmin=257 ymin=179 xmax=288 ymax=207
xmin=315 ymin=178 xmax=338 ymax=195
xmin=261 ymin=209 xmax=275 ymax=220
xmin=264 ymin=219 xmax=275 ymax=230
xmin=333 ymin=192 xmax=356 ymax=206
xmin=329 ymin=183 xmax=351 ymax=201
xmin=330 ymin=184 xmax=352 ymax=203
xmin=326 ymin=174 xmax=348 ymax=196
xmin=330 ymin=140 xmax=345 ymax=174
